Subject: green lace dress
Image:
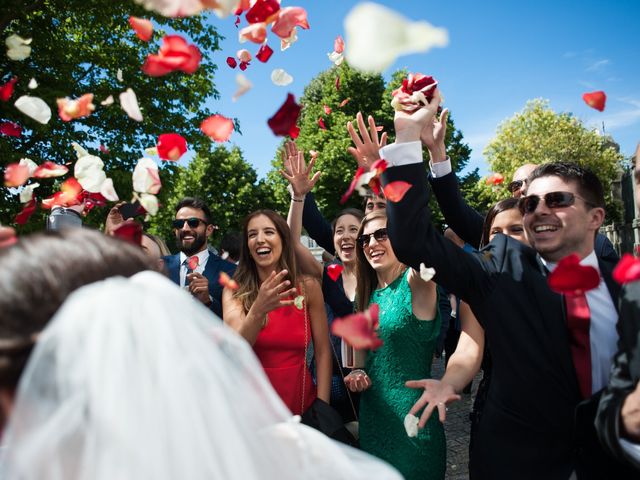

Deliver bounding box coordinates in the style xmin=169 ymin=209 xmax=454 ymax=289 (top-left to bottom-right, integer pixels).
xmin=359 ymin=270 xmax=445 ymax=480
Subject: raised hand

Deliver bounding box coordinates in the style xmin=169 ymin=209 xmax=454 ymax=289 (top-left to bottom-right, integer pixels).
xmin=104 ymin=201 xmax=126 ymax=236
xmin=394 ymin=90 xmax=442 ymax=144
xmin=405 ymin=378 xmax=461 ymax=426
xmin=347 ymin=112 xmax=388 ymax=170
xmin=253 ymin=269 xmax=298 ymax=316
xmin=421 ymin=107 xmax=449 ymax=162
xmin=280 ymin=149 xmax=321 ymax=198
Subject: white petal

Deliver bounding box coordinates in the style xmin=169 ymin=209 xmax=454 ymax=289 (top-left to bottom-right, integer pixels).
xmin=28 ymin=78 xmax=38 ymax=89
xmin=271 ymin=68 xmax=293 ymax=86
xmin=6 ymin=34 xmax=32 ymax=61
xmin=132 ymin=157 xmax=161 ymax=194
xmin=18 ymin=158 xmax=38 ymax=176
xmin=404 ymin=414 xmax=419 ymax=438
xmin=232 ymin=73 xmax=253 ymax=102
xmin=139 ymin=193 xmax=159 ymax=215
xmin=327 ymin=51 xmax=344 ymax=65
xmin=119 ymin=88 xmax=143 ymax=122
xmin=75 ymin=155 xmax=106 ymax=192
xmin=100 ymin=95 xmax=114 ymax=106
xmin=133 ymin=0 xmax=204 ymax=17
xmin=419 ymin=263 xmax=436 ymax=282
xmin=100 ymin=178 xmax=119 ymax=201
xmin=280 ymin=27 xmax=298 ymax=51
xmin=71 ymin=142 xmax=90 ymax=159
xmin=116 ymin=69 xmax=123 ymax=82
xmin=14 ymin=95 xmax=52 ymax=124
xmin=344 ymin=2 xmax=449 ymax=73
xmin=19 ymin=183 xmax=39 ymax=203
xmin=210 ymin=0 xmax=240 ymax=18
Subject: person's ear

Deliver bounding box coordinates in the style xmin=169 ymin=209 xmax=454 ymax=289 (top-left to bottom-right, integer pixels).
xmin=588 ymin=207 xmax=605 ymax=231
xmin=206 ymin=224 xmax=214 ymax=237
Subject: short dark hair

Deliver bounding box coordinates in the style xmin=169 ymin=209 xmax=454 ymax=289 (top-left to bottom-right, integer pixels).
xmin=527 ymin=162 xmax=605 ymax=209
xmin=0 ymin=229 xmax=154 ymax=389
xmin=175 ymin=197 xmax=212 ymax=224
xmin=480 ymin=197 xmax=520 ymax=247
xmin=220 ymin=231 xmax=241 ymax=262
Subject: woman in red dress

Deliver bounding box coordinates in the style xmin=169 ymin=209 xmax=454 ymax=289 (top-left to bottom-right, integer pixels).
xmin=223 ymin=210 xmax=331 ymax=415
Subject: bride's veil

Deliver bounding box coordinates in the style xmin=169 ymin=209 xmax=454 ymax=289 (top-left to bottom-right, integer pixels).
xmin=1 ymin=271 xmax=401 ymax=480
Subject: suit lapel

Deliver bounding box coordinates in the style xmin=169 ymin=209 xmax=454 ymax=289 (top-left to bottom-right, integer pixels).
xmin=167 ymin=254 xmax=180 ymax=285
xmin=598 ymin=258 xmax=620 ymax=313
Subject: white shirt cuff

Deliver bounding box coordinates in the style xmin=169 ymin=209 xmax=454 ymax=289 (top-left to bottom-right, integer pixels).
xmin=379 ymin=141 xmax=422 ymax=167
xmin=429 ymin=158 xmax=452 ymax=178
xmin=620 ymin=438 xmax=640 ymax=463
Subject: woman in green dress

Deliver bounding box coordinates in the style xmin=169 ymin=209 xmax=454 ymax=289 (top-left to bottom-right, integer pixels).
xmin=345 ymin=209 xmax=445 ymax=480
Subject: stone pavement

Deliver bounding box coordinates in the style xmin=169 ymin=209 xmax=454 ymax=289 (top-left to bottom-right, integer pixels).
xmin=431 ymin=355 xmax=483 ymax=480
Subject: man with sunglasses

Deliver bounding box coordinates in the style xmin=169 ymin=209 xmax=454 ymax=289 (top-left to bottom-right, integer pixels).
xmin=163 ymin=197 xmax=236 ymax=318
xmin=378 ymin=93 xmax=632 ymax=479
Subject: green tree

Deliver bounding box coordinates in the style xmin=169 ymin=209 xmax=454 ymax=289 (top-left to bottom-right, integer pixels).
xmin=148 ymin=145 xmax=274 ymax=252
xmin=1 ymin=0 xmax=222 ymax=229
xmin=480 ymin=99 xmax=625 ymax=220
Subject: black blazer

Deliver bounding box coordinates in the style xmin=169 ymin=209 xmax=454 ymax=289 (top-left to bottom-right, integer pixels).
xmin=596 ymin=281 xmax=640 ymax=471
xmin=302 ymin=192 xmax=335 ymax=255
xmin=163 ymin=251 xmax=236 ymax=318
xmin=382 ymin=163 xmax=630 ymax=479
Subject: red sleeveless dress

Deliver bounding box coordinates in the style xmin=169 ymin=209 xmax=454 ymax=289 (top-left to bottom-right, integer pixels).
xmin=252 ymin=298 xmax=316 ymax=415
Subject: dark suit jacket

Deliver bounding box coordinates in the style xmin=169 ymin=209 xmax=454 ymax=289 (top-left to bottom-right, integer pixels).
xmin=596 ymin=281 xmax=640 ymax=471
xmin=163 ymin=250 xmax=236 ymax=318
xmin=429 ymin=170 xmax=619 ymax=261
xmin=382 ymin=162 xmax=631 ymax=479
xmin=302 ymin=192 xmax=335 ymax=255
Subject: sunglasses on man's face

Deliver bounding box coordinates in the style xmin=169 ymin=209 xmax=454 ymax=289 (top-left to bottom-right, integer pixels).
xmin=172 ymin=217 xmax=207 ymax=229
xmin=508 ymin=180 xmax=525 ymax=195
xmin=357 ymin=227 xmax=388 ymax=248
xmin=518 ymin=191 xmax=593 ymax=215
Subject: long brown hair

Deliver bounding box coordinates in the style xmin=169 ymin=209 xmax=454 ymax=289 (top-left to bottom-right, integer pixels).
xmin=480 ymin=197 xmax=520 ymax=248
xmin=233 ymin=210 xmax=298 ymax=313
xmin=355 ymin=210 xmax=404 ymax=312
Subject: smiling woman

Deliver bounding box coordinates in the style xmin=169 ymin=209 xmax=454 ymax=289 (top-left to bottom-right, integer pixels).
xmin=222 ymin=210 xmax=332 ymax=416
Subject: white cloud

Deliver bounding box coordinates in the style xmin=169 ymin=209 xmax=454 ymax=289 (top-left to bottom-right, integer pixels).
xmin=586 ymin=97 xmax=640 ymax=131
xmin=585 ymin=59 xmax=610 ymax=72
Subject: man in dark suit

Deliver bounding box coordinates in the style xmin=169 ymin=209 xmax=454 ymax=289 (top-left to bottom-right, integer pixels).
xmin=379 ymin=95 xmax=631 ymax=479
xmin=595 ymin=145 xmax=640 ymax=470
xmin=163 ymin=197 xmax=235 ymax=318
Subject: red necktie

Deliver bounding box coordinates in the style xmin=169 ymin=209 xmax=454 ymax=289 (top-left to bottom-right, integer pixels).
xmin=564 ymin=292 xmax=592 ymax=399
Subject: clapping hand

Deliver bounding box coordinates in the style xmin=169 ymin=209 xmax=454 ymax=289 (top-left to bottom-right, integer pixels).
xmin=279 ymin=142 xmax=321 ymax=198
xmin=347 ymin=112 xmax=388 ymax=170
xmin=405 ymin=378 xmax=461 ymax=426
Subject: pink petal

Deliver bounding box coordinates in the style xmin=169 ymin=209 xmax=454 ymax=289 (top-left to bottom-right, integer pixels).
xmin=239 ymin=23 xmax=267 ymax=44
xmin=32 ymin=161 xmax=69 ymax=178
xmin=271 ymin=7 xmax=309 ymax=39
xmin=236 ymin=48 xmax=252 ymax=62
xmin=56 ymin=93 xmax=95 ymax=122
xmin=334 ymin=35 xmax=344 ymax=54
xmin=331 ymin=303 xmax=383 ymax=350
xmin=4 ymin=163 xmax=30 ymax=187
xmin=201 ymin=114 xmax=234 ymax=142
xmin=129 ymin=16 xmax=153 ymax=42
xmin=323 ymin=104 xmax=332 ymax=115
xmin=383 ymin=181 xmax=412 ymax=202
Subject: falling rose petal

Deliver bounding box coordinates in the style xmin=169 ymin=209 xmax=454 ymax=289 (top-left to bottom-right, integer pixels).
xmin=14 ymin=198 xmax=37 ymax=225
xmin=235 ymin=15 xmax=241 ymax=27
xmin=391 ymin=73 xmax=438 ymax=112
xmin=326 ymin=263 xmax=344 ymax=281
xmin=19 ymin=182 xmax=39 ymax=203
xmin=323 ymin=105 xmax=332 ymax=115
xmin=27 ymin=78 xmax=38 ymax=89
xmin=46 ymin=177 xmax=83 ymax=209
xmin=99 ymin=145 xmax=110 ymax=154
xmin=327 ymin=50 xmax=344 ymax=65
xmin=294 ymin=295 xmax=304 ymax=310
xmin=14 ymin=95 xmax=52 ymax=124
xmin=131 ymin=0 xmax=204 ymax=18
xmin=71 ymin=142 xmax=89 ymax=159
xmin=271 ymin=7 xmax=309 ymax=39
xmin=237 ymin=49 xmax=252 ymax=63
xmin=485 ymin=173 xmax=504 ymax=186
xmin=4 ymin=163 xmax=30 ymax=187
xmin=141 ymin=35 xmax=201 ymax=76
xmin=318 ymin=117 xmax=326 ymax=130
xmin=0 ymin=121 xmax=22 ymax=137
xmin=113 ymin=221 xmax=143 ymax=245
xmin=129 ymin=16 xmax=154 ymax=42
xmin=0 ymin=76 xmax=17 ymax=101
xmin=239 ymin=61 xmax=249 ymax=71
xmin=612 ymin=254 xmax=640 ymax=285
xmin=267 ymin=93 xmax=301 ymax=138
xmin=239 ymin=22 xmax=267 ymax=44
xmin=331 ymin=303 xmax=383 ymax=350
xmin=188 ymin=255 xmax=200 ymax=270
xmin=383 ymin=181 xmax=412 ymax=202
xmin=582 ymin=91 xmax=606 ymax=112
xmin=5 ymin=34 xmax=32 ymax=61
xmin=344 ymin=3 xmax=449 ymax=73
xmin=74 ymin=155 xmax=106 ymax=192
xmin=99 ymin=178 xmax=119 ymax=201
xmin=219 ymin=271 xmax=239 ymax=290
xmin=33 ymin=161 xmax=69 ymax=179
xmin=156 ymin=133 xmax=188 ymax=161
xmin=100 ymin=95 xmax=114 ymax=106
xmin=138 ymin=193 xmax=159 ymax=216
xmin=279 ymin=27 xmax=298 ymax=51
xmin=145 ymin=147 xmax=158 ymax=156
xmin=0 ymin=227 xmax=17 ymax=248
xmin=256 ymin=43 xmax=273 ymax=62
xmin=200 ymin=114 xmax=234 ymax=142
xmin=226 ymin=56 xmax=238 ymax=68
xmin=56 ymin=93 xmax=96 ymax=122
xmin=419 ymin=263 xmax=436 ymax=282
xmin=245 ymin=0 xmax=280 ymax=24
xmin=271 ymin=68 xmax=293 ymax=86
xmin=548 ymin=254 xmax=600 ymax=294
xmin=340 ymin=167 xmax=365 ymax=204
xmin=116 ymin=69 xmax=124 ymax=82
xmin=207 ymin=0 xmax=242 ymax=18
xmin=19 ymin=157 xmax=38 ymax=176
xmin=404 ymin=414 xmax=419 ymax=438
xmin=133 ymin=158 xmax=161 ymax=194
xmin=335 ymin=76 xmax=340 ymax=90
xmin=119 ymin=88 xmax=143 ymax=122
xmin=232 ymin=73 xmax=252 ymax=101
xmin=334 ymin=35 xmax=344 ymax=54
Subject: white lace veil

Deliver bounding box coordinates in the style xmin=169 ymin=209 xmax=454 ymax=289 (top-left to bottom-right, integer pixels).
xmin=1 ymin=272 xmax=401 ymax=480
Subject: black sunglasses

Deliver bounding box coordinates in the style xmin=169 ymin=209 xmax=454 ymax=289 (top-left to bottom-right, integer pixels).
xmin=518 ymin=191 xmax=594 ymax=215
xmin=172 ymin=217 xmax=207 ymax=229
xmin=507 ymin=180 xmax=525 ymax=194
xmin=357 ymin=227 xmax=388 ymax=248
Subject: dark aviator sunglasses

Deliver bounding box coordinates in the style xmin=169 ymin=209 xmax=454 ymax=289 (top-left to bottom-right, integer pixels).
xmin=172 ymin=217 xmax=207 ymax=229
xmin=518 ymin=191 xmax=594 ymax=215
xmin=357 ymin=227 xmax=388 ymax=248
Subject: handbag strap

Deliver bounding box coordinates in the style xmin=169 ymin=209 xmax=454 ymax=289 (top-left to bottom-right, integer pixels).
xmin=301 ymin=281 xmax=308 ymax=414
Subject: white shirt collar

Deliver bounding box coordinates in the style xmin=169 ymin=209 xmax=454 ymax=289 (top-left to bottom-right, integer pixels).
xmin=179 ymin=248 xmax=210 ymax=267
xmin=540 ymin=250 xmax=598 ymax=273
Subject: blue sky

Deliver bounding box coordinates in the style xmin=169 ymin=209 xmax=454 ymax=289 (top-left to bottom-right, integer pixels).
xmin=201 ymin=0 xmax=640 ymax=178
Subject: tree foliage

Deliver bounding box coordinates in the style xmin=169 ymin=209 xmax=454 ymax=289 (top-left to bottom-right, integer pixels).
xmin=1 ymin=0 xmax=223 ymax=229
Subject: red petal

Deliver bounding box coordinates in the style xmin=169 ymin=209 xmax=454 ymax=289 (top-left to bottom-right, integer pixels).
xmin=383 ymin=181 xmax=412 ymax=202
xmin=33 ymin=161 xmax=69 ymax=178
xmin=4 ymin=163 xmax=30 ymax=187
xmin=612 ymin=254 xmax=640 ymax=285
xmin=340 ymin=167 xmax=365 ymax=204
xmin=331 ymin=303 xmax=383 ymax=350
xmin=326 ymin=263 xmax=344 ymax=281
xmin=271 ymin=7 xmax=309 ymax=39
xmin=339 ymin=98 xmax=350 ymax=108
xmin=157 ymin=133 xmax=187 ymax=161
xmin=188 ymin=255 xmax=200 ymax=270
xmin=141 ymin=55 xmax=174 ymax=76
xmin=200 ymin=114 xmax=234 ymax=142
xmin=548 ymin=254 xmax=600 ymax=294
xmin=318 ymin=117 xmax=326 ymax=130
xmin=226 ymin=56 xmax=238 ymax=68
xmin=14 ymin=198 xmax=37 ymax=225
xmin=0 ymin=77 xmax=17 ymax=101
xmin=335 ymin=76 xmax=340 ymax=90
xmin=267 ymin=93 xmax=302 ymax=138
xmin=582 ymin=91 xmax=606 ymax=112
xmin=334 ymin=35 xmax=344 ymax=54
xmin=235 ymin=16 xmax=241 ymax=27
xmin=142 ymin=35 xmax=201 ymax=76
xmin=245 ymin=0 xmax=280 ymax=24
xmin=113 ymin=221 xmax=143 ymax=245
xmin=485 ymin=173 xmax=504 ymax=186
xmin=256 ymin=44 xmax=274 ymax=63
xmin=99 ymin=144 xmax=110 ymax=154
xmin=239 ymin=61 xmax=249 ymax=71
xmin=0 ymin=121 xmax=22 ymax=137
xmin=219 ymin=271 xmax=239 ymax=290
xmin=128 ymin=16 xmax=153 ymax=42
xmin=323 ymin=104 xmax=332 ymax=115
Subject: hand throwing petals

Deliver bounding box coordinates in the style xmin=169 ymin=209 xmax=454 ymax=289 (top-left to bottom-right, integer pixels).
xmin=14 ymin=95 xmax=52 ymax=124
xmin=271 ymin=68 xmax=293 ymax=86
xmin=119 ymin=88 xmax=144 ymax=122
xmin=200 ymin=114 xmax=235 ymax=142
